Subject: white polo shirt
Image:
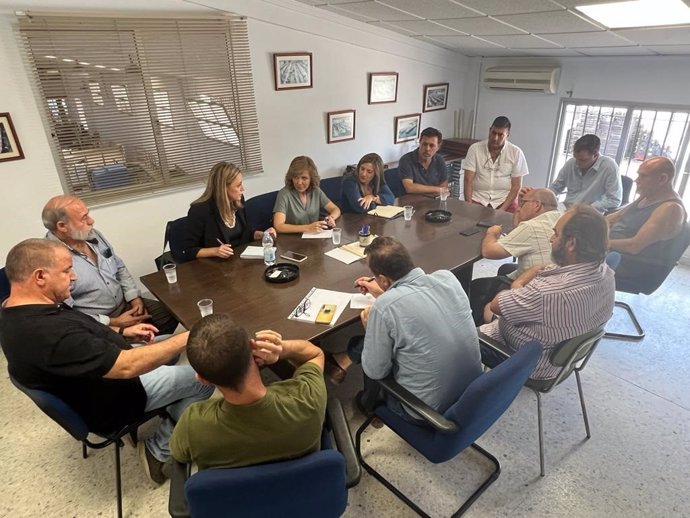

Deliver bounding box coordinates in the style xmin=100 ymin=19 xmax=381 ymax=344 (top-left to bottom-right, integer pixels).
xmin=464 ymin=139 xmax=529 ymax=206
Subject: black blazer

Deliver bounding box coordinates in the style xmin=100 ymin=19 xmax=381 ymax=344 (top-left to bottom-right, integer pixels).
xmin=181 ymin=197 xmax=252 ymax=260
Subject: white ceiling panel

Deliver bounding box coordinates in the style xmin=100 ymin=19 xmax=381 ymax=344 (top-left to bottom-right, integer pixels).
xmin=519 ymin=47 xmax=586 ymax=56
xmin=552 ymin=0 xmax=627 ymax=6
xmin=647 ymin=44 xmax=690 ymax=54
xmin=435 ymin=16 xmax=527 ymax=35
xmin=329 ymin=1 xmax=422 ymax=21
xmin=375 ymin=0 xmax=479 ymax=19
xmin=495 ymin=10 xmax=603 ymax=33
xmin=576 ymin=46 xmax=657 ymax=55
xmin=452 ymin=0 xmax=564 ymax=16
xmin=481 ymin=34 xmax=562 ymax=48
xmin=381 ymin=19 xmax=465 ymax=35
xmin=545 ymin=30 xmax=634 ymax=47
xmin=615 ymin=26 xmax=690 ymax=46
xmin=316 ymin=4 xmax=377 ymax=21
xmin=366 ymin=20 xmax=417 ymax=34
xmin=425 ymin=35 xmax=505 ymax=49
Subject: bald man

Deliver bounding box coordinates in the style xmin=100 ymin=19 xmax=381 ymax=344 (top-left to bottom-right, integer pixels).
xmin=470 ymin=188 xmax=561 ymax=325
xmin=608 ymin=157 xmax=687 ymax=289
xmin=42 ymin=195 xmax=179 ymax=334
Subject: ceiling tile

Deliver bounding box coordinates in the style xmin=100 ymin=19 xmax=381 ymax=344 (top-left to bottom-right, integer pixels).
xmin=380 ymin=19 xmax=465 ymax=35
xmin=316 ymin=4 xmax=377 ymax=21
xmin=646 ymin=44 xmax=690 ymax=54
xmin=553 ymin=0 xmax=624 ymax=6
xmin=615 ymin=26 xmax=690 ymax=46
xmin=375 ymin=0 xmax=479 ymax=19
xmin=462 ymin=48 xmax=532 ymax=57
xmin=328 ymin=1 xmax=422 ymax=20
xmin=576 ymin=46 xmax=657 ymax=55
xmin=480 ymin=34 xmax=562 ymax=48
xmin=425 ymin=34 xmax=505 ymax=49
xmin=293 ymin=0 xmax=324 ymax=5
xmin=495 ymin=10 xmax=603 ymax=33
xmin=452 ymin=0 xmax=565 ymax=16
xmin=435 ymin=16 xmax=527 ymax=35
xmin=366 ymin=20 xmax=418 ymax=34
xmin=519 ymin=47 xmax=586 ymax=56
xmin=545 ymin=30 xmax=633 ymax=47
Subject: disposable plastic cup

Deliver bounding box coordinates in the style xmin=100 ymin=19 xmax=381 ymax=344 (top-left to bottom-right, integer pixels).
xmin=197 ymin=298 xmax=213 ymax=317
xmin=163 ymin=263 xmax=177 ymax=284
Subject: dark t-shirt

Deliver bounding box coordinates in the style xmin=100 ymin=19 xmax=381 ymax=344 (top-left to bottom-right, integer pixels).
xmin=0 ymin=304 xmax=146 ymax=433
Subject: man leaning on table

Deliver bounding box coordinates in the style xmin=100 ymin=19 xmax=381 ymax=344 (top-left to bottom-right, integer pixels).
xmin=398 ymin=127 xmax=449 ymax=195
xmin=324 ymin=236 xmax=482 ymax=422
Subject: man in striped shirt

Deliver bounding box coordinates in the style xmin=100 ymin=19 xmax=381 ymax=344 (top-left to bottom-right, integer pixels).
xmin=479 ymin=205 xmax=615 ymax=380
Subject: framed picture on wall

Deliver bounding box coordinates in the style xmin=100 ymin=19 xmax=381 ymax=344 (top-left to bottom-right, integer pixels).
xmin=273 ymin=52 xmax=313 ymax=90
xmin=327 ymin=109 xmax=356 ymax=143
xmin=368 ymin=72 xmax=398 ymax=104
xmin=0 ymin=113 xmax=24 ymax=162
xmin=394 ymin=113 xmax=421 ymax=144
xmin=423 ymin=83 xmax=449 ymax=112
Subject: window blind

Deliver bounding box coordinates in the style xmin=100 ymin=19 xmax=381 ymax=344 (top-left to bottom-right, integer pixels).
xmin=18 ymin=14 xmax=263 ymax=204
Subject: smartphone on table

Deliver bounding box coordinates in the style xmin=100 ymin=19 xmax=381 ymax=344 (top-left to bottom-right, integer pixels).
xmin=315 ymin=304 xmax=337 ymax=325
xmin=280 ymin=251 xmax=308 ymax=263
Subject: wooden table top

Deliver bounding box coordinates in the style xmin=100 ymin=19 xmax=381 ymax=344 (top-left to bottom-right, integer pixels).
xmin=140 ymin=195 xmax=511 ymax=341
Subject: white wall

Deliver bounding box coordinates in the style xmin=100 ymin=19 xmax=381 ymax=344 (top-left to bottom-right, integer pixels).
xmin=0 ymin=0 xmax=469 ymax=281
xmin=471 ymin=55 xmax=690 ymax=188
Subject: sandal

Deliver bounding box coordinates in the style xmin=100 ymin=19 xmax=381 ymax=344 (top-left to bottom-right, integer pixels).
xmin=324 ymin=353 xmax=348 ymax=385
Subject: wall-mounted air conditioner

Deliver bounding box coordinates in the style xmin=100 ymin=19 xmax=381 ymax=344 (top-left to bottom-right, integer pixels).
xmin=482 ymin=66 xmax=560 ymax=94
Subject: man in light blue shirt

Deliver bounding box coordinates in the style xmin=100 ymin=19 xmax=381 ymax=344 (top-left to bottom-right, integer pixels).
xmin=550 ymin=134 xmax=622 ymax=212
xmin=325 ymin=237 xmax=482 ymax=421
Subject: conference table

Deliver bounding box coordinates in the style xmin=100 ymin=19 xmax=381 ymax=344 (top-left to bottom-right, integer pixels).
xmin=140 ymin=195 xmax=512 ymax=342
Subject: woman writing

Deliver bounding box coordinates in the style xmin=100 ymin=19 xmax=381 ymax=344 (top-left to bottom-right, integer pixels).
xmin=341 ymin=152 xmax=395 ymax=213
xmin=273 ymin=156 xmax=341 ymax=233
xmin=182 ymin=162 xmax=275 ymax=260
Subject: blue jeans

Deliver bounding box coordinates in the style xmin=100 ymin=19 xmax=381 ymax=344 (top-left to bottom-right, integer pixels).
xmin=139 ymin=364 xmax=213 ymax=462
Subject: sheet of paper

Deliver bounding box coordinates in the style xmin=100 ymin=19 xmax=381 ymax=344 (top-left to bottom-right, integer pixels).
xmin=350 ymin=292 xmax=375 ymax=309
xmin=240 ymin=246 xmax=264 ymax=259
xmin=325 ymin=247 xmax=362 ymax=264
xmin=288 ymin=287 xmax=352 ymax=327
xmin=367 ymin=205 xmax=405 ymax=219
xmin=302 ymin=229 xmax=333 ymax=239
xmin=341 ymin=240 xmax=369 ymax=258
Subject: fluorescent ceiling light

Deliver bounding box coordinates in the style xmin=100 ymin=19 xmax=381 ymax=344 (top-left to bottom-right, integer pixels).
xmin=576 ymin=0 xmax=690 ymax=28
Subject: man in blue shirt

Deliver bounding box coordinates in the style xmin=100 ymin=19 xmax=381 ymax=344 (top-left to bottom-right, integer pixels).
xmin=325 ymin=237 xmax=482 ymax=421
xmin=398 ymin=127 xmax=448 ymax=195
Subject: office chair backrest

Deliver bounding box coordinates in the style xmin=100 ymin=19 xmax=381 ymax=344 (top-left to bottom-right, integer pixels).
xmin=0 ymin=267 xmax=9 ymax=301
xmin=319 ymin=176 xmax=342 ymax=208
xmin=384 ymin=167 xmax=406 ymax=198
xmin=184 ymin=450 xmax=347 ymax=518
xmin=165 ymin=216 xmax=188 ymax=263
xmin=10 ymin=374 xmax=89 ymax=441
xmin=245 ymin=191 xmax=278 ymax=234
xmin=621 ymin=176 xmax=633 ymax=205
xmin=605 ymin=251 xmax=621 ymax=271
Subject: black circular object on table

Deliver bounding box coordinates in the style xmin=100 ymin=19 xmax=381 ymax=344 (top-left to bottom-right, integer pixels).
xmin=264 ymin=262 xmax=300 ymax=283
xmin=424 ymin=209 xmax=452 ymax=223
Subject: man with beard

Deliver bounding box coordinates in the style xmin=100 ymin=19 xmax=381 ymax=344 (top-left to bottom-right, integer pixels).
xmin=479 ymin=205 xmax=615 ymax=379
xmin=42 ymin=195 xmax=178 ymax=334
xmin=464 ymin=116 xmax=529 ymax=212
xmin=398 ymin=127 xmax=449 ymax=195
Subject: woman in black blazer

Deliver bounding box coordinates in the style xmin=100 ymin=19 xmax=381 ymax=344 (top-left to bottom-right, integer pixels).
xmin=182 ymin=162 xmax=275 ymax=261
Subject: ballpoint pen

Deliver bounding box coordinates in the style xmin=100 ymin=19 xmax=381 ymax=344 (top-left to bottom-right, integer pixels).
xmin=216 ymin=238 xmax=228 ymax=246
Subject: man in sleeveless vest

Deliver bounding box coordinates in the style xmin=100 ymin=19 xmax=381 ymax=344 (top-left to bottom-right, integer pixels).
xmin=607 ymin=156 xmax=687 ymax=291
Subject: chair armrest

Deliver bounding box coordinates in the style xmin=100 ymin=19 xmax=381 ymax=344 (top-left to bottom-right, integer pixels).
xmin=326 ymin=398 xmax=361 ymax=488
xmin=376 ymin=378 xmax=458 ymax=434
xmin=168 ymin=460 xmax=191 ymax=518
xmin=477 ymin=332 xmax=511 ymax=360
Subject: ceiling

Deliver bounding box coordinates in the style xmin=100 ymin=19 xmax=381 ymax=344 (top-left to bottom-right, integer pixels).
xmin=293 ymin=0 xmax=690 ymax=57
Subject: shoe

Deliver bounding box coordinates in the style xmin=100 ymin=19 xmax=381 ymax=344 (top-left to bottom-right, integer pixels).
xmin=355 ymin=392 xmax=384 ymax=428
xmin=137 ymin=441 xmax=168 ymax=485
xmin=324 ymin=353 xmax=348 ymax=385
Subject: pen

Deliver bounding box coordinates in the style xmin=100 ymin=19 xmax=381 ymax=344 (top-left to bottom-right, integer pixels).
xmin=216 ymin=238 xmax=227 ymax=246
xmin=354 ymin=277 xmax=375 ymax=287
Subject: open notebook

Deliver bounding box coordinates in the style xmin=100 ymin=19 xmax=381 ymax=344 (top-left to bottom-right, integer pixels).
xmin=367 ymin=206 xmax=405 ymax=219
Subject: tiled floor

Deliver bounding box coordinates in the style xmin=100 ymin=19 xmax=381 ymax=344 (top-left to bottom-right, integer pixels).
xmin=1 ymin=259 xmax=689 ymax=517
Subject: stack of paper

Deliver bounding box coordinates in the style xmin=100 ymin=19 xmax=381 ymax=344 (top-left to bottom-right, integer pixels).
xmin=288 ymin=287 xmax=352 ymax=326
xmin=240 ymin=246 xmax=264 ymax=259
xmin=302 ymin=229 xmax=333 ymax=239
xmin=367 ymin=205 xmax=405 ymax=219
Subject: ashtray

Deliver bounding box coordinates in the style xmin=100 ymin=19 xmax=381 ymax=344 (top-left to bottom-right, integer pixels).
xmin=264 ymin=263 xmax=300 ymax=284
xmin=424 ymin=209 xmax=452 ymax=223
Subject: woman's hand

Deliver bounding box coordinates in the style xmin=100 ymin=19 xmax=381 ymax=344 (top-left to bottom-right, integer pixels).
xmin=308 ymin=221 xmax=328 ymax=232
xmin=215 ymin=244 xmax=234 ymax=258
xmin=358 ymin=195 xmax=377 ymax=210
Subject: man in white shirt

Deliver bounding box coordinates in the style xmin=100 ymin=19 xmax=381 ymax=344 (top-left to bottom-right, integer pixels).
xmin=464 ymin=116 xmax=529 ymax=212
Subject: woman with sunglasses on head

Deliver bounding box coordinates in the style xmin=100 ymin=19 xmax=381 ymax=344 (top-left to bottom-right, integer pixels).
xmin=341 ymin=152 xmax=395 ymax=214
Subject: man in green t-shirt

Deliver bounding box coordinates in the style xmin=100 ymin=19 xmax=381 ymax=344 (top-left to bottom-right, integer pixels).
xmin=170 ymin=314 xmax=327 ymax=470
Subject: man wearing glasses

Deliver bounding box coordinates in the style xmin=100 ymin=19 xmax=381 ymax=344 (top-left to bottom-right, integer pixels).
xmin=463 ymin=116 xmax=529 ymax=212
xmin=549 ymin=134 xmax=622 ymax=213
xmin=469 ymin=188 xmax=561 ymax=325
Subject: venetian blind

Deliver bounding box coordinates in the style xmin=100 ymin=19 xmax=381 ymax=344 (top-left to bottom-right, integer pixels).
xmin=18 ymin=14 xmax=263 ymax=204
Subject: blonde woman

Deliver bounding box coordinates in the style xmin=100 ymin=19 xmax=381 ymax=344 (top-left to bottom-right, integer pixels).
xmin=341 ymin=153 xmax=395 ymax=213
xmin=182 ymin=162 xmax=275 ymax=260
xmin=273 ymin=156 xmax=340 ymax=234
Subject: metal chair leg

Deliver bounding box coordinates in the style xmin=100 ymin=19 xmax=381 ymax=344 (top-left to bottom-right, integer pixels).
xmin=535 ymin=391 xmax=545 ymax=477
xmin=604 ymin=301 xmax=645 ymax=341
xmin=575 ymin=370 xmax=591 ymax=438
xmin=114 ymin=442 xmax=123 ymax=518
xmin=82 ymin=442 xmax=88 ymax=459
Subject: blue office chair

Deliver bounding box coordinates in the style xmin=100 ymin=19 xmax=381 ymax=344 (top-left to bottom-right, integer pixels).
xmin=319 ymin=176 xmax=343 ymax=209
xmin=355 ymin=341 xmax=541 ymax=517
xmin=155 ymin=216 xmax=188 ymax=269
xmin=168 ymin=398 xmax=361 ymax=518
xmin=9 ymin=375 xmax=168 ymax=518
xmin=245 ymin=191 xmax=278 ymax=234
xmin=0 ymin=267 xmax=9 ymax=301
xmin=384 ymin=167 xmax=406 ymax=198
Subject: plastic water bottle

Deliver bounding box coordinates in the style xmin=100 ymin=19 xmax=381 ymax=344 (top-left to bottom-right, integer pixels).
xmin=262 ymin=231 xmax=275 ymax=266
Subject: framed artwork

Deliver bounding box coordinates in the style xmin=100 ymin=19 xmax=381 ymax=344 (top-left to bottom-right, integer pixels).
xmin=0 ymin=113 xmax=24 ymax=162
xmin=273 ymin=52 xmax=313 ymax=90
xmin=368 ymin=72 xmax=398 ymax=104
xmin=394 ymin=113 xmax=421 ymax=144
xmin=327 ymin=110 xmax=356 ymax=143
xmin=423 ymin=82 xmax=449 ymax=112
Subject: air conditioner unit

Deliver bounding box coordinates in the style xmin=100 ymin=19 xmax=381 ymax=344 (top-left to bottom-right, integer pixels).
xmin=482 ymin=66 xmax=560 ymax=94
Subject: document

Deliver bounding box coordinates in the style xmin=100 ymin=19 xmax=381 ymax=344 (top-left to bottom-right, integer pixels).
xmin=325 ymin=247 xmax=361 ymax=264
xmin=302 ymin=229 xmax=333 ymax=239
xmin=239 ymin=246 xmax=264 ymax=259
xmin=350 ymin=293 xmax=375 ymax=309
xmin=341 ymin=240 xmax=369 ymax=258
xmin=367 ymin=205 xmax=405 ymax=219
xmin=288 ymin=287 xmax=352 ymax=326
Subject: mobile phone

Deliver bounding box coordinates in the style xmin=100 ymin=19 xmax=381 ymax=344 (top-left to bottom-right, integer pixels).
xmin=280 ymin=251 xmax=308 ymax=263
xmin=315 ymin=304 xmax=337 ymax=325
xmin=460 ymin=227 xmax=481 ymax=236
xmin=476 ymin=220 xmax=493 ymax=228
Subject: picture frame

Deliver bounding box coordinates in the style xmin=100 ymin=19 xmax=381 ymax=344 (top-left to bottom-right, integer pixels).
xmin=394 ymin=113 xmax=421 ymax=144
xmin=327 ymin=110 xmax=356 ymax=143
xmin=368 ymin=72 xmax=398 ymax=104
xmin=0 ymin=112 xmax=24 ymax=162
xmin=423 ymin=82 xmax=449 ymax=112
xmin=273 ymin=52 xmax=313 ymax=90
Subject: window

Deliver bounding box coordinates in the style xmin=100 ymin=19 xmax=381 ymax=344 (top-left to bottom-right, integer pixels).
xmin=19 ymin=15 xmax=262 ymax=203
xmin=551 ymin=100 xmax=690 ymax=202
